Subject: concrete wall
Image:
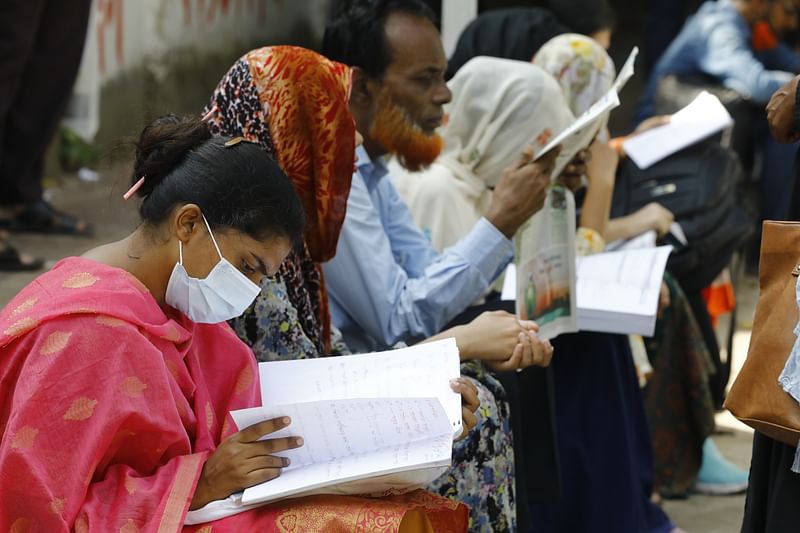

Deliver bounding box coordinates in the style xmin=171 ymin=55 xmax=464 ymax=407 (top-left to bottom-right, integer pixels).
xmin=66 ymin=0 xmax=332 ymax=152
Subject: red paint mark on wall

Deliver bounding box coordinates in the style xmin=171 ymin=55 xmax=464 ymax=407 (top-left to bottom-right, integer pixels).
xmin=96 ymin=0 xmax=125 ymax=74
xmin=182 ymin=0 xmax=273 ymax=27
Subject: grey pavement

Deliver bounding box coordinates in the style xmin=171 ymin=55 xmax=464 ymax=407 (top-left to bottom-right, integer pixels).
xmin=0 ymin=170 xmax=756 ymax=533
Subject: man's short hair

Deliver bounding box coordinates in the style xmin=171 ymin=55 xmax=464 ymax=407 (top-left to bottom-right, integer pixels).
xmin=323 ymin=0 xmax=439 ymax=79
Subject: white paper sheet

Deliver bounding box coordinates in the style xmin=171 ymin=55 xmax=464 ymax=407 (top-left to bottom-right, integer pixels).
xmin=231 ymin=396 xmax=453 ymax=468
xmin=258 ymin=338 xmax=463 ymax=437
xmin=612 ymin=47 xmax=639 ymax=94
xmin=623 ymin=91 xmax=733 ymax=169
xmin=238 ymin=435 xmax=452 ymax=505
xmin=577 ymin=246 xmax=672 ymax=336
xmin=605 ymin=230 xmax=658 ymax=252
xmin=501 ymin=263 xmax=517 ymax=301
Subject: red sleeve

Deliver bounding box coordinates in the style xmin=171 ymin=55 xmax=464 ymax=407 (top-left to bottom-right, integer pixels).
xmin=0 ymin=316 xmax=206 ymax=532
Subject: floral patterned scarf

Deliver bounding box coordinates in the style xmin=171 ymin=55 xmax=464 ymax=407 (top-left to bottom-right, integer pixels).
xmin=205 ymin=46 xmax=355 ymax=354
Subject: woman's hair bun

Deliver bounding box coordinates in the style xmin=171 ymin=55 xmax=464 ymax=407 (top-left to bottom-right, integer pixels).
xmin=132 ymin=114 xmax=212 ymax=198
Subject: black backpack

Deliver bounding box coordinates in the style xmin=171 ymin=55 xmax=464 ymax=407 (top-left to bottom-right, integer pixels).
xmin=611 ymin=140 xmax=752 ymax=291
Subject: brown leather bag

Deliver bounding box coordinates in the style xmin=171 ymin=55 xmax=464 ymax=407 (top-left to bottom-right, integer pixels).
xmin=724 ymin=221 xmax=800 ymax=446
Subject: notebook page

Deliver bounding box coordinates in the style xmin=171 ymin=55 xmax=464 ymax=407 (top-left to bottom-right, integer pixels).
xmin=239 ymin=434 xmax=453 ymax=505
xmin=575 ymin=246 xmax=672 ymax=316
xmin=230 ymin=397 xmax=453 ymax=469
xmin=258 ymin=339 xmax=463 ymax=436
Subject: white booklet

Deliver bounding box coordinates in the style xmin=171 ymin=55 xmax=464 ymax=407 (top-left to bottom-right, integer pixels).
xmin=515 ymin=185 xmax=578 ymax=340
xmin=623 ymin=91 xmax=733 ymax=170
xmin=575 ymin=246 xmax=673 ymax=337
xmin=229 ymin=339 xmax=462 ymax=506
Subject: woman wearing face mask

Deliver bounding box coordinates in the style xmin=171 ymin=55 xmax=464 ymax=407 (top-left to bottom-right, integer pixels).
xmin=0 ymin=115 xmax=468 ymax=531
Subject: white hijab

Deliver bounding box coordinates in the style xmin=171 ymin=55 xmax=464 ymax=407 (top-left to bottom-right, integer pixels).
xmin=393 ymin=57 xmax=575 ymax=252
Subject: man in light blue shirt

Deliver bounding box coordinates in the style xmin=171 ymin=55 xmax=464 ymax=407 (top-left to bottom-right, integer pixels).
xmin=321 ymin=1 xmax=557 ymax=353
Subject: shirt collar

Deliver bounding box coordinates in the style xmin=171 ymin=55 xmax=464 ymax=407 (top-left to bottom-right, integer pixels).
xmin=356 ymin=145 xmax=389 ymax=187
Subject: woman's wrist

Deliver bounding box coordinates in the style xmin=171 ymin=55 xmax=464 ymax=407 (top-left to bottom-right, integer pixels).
xmin=450 ymin=325 xmax=474 ymax=361
xmin=189 ymin=470 xmax=213 ymax=510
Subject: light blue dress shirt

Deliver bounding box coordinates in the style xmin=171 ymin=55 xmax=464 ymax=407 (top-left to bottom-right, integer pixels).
xmin=637 ymin=0 xmax=796 ymax=122
xmin=779 ymin=275 xmax=800 ymax=471
xmin=322 ymin=146 xmax=514 ymax=353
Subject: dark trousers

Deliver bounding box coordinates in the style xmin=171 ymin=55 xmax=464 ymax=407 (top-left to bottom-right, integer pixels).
xmin=0 ymin=0 xmax=91 ymax=206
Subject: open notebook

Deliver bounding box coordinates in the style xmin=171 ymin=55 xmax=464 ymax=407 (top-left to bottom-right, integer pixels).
xmin=229 ymin=338 xmax=462 ymax=506
xmin=575 ymin=246 xmax=672 ymax=337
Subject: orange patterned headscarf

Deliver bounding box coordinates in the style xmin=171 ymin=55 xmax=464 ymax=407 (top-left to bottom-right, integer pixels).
xmin=247 ymin=47 xmax=354 ymax=262
xmin=209 ymin=46 xmax=355 ymax=263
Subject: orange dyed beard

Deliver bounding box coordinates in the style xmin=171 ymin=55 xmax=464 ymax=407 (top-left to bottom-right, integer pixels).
xmin=369 ymin=97 xmax=443 ymax=172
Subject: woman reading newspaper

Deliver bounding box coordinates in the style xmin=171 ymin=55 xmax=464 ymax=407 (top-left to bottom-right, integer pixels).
xmin=0 ymin=115 xmax=469 ymax=531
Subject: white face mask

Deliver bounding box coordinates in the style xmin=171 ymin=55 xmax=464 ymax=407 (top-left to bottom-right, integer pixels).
xmin=165 ymin=215 xmax=262 ymax=324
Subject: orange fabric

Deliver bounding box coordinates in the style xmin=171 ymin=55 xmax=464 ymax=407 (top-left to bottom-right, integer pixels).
xmin=702 ymin=278 xmax=736 ymax=328
xmin=245 ymin=46 xmax=355 ymax=264
xmin=753 ymin=21 xmax=779 ymax=52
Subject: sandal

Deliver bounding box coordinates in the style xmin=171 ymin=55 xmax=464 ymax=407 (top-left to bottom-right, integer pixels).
xmin=0 ymin=199 xmax=93 ymax=237
xmin=0 ymin=240 xmax=44 ymax=271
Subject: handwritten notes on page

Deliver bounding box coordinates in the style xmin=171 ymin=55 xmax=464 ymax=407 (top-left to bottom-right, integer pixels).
xmin=231 ymin=398 xmax=453 ymax=505
xmin=259 ymin=338 xmax=463 ymax=436
xmin=228 ymin=338 xmax=462 ymax=506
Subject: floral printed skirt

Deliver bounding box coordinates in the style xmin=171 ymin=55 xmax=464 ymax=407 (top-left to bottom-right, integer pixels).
xmin=429 ymin=360 xmax=516 ymax=533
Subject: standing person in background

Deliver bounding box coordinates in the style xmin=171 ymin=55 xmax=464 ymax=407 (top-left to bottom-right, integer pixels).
xmin=0 ymin=0 xmax=93 ymax=246
xmin=740 ymin=71 xmax=800 ymax=533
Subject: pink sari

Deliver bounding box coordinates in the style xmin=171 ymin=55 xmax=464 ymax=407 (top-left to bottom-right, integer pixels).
xmin=0 ymin=258 xmax=467 ymax=532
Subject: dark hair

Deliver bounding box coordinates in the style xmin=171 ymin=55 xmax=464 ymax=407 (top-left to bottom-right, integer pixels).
xmin=545 ymin=0 xmax=616 ymax=36
xmin=323 ymin=0 xmax=438 ymax=79
xmin=132 ymin=115 xmax=304 ymax=245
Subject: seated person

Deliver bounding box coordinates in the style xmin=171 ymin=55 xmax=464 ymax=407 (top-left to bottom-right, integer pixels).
xmin=392 ymin=58 xmax=576 ymax=254
xmin=320 ymin=2 xmax=560 ymax=529
xmin=638 ymin=0 xmax=798 ymax=121
xmin=638 ymin=0 xmax=800 ymax=232
xmin=204 ymin=44 xmax=550 ymax=532
xmin=537 ymin=32 xmax=748 ymax=499
xmin=397 ymin=39 xmax=683 ymax=532
xmin=0 ymin=115 xmax=468 ymax=531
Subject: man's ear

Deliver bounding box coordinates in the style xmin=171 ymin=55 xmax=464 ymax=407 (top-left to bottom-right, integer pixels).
xmin=350 ymin=67 xmax=379 ymax=106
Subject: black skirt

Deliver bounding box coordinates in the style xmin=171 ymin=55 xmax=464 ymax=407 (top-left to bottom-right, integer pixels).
xmin=741 ymin=431 xmax=800 ymax=532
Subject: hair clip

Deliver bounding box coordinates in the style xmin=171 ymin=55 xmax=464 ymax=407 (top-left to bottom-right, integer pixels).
xmin=224 ymin=136 xmax=247 ymax=147
xmin=201 ymin=106 xmax=217 ymax=123
xmin=123 ymin=176 xmax=146 ymax=201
